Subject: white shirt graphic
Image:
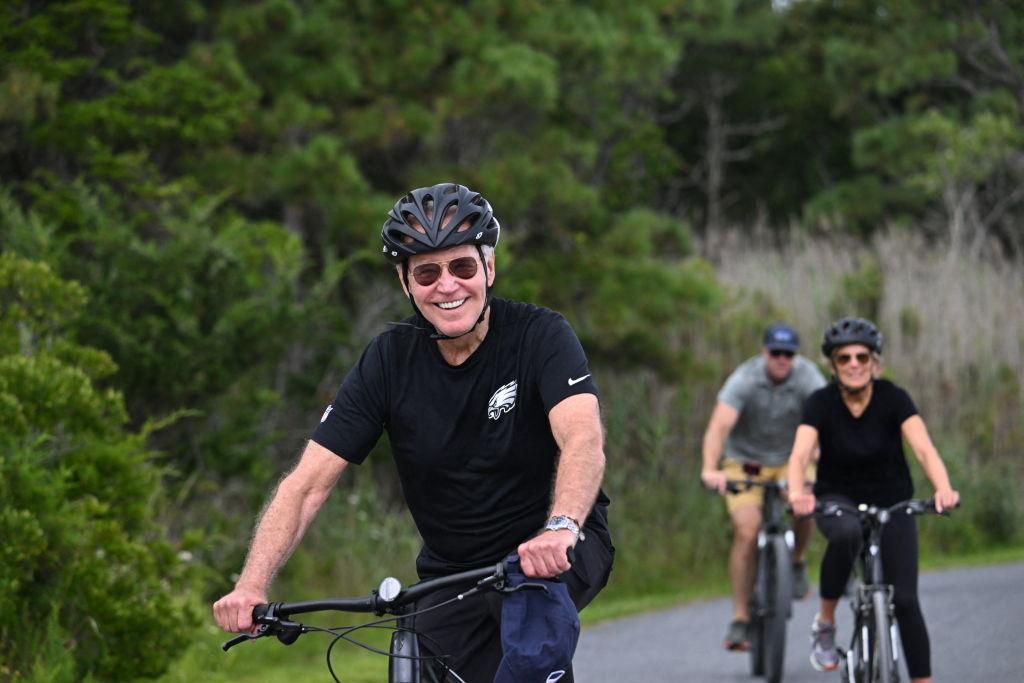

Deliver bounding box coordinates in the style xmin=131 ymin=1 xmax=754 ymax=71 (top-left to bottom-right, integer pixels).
xmin=487 ymin=380 xmax=517 ymax=420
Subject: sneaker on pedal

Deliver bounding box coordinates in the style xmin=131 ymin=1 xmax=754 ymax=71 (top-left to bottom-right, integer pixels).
xmin=809 ymin=616 xmax=839 ymax=672
xmin=792 ymin=561 xmax=811 ymax=600
xmin=724 ymin=619 xmax=750 ymax=651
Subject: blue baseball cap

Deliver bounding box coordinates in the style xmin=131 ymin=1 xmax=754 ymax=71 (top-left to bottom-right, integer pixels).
xmin=763 ymin=323 xmax=800 ymax=352
xmin=494 ymin=555 xmax=579 ymax=683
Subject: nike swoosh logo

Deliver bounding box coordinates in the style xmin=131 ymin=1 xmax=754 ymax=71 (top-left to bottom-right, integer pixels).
xmin=567 ymin=374 xmax=591 ymax=386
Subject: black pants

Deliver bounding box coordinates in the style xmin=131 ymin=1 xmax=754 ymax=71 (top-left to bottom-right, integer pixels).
xmin=414 ymin=524 xmax=614 ymax=683
xmin=815 ymin=495 xmax=930 ymax=679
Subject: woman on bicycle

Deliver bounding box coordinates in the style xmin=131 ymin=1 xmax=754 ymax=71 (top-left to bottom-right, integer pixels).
xmin=787 ymin=317 xmax=959 ymax=683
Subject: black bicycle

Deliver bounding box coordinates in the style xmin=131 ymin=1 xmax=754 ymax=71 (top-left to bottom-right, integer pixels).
xmin=724 ymin=462 xmax=796 ymax=683
xmin=814 ymin=498 xmax=951 ymax=683
xmin=222 ymin=558 xmax=547 ymax=682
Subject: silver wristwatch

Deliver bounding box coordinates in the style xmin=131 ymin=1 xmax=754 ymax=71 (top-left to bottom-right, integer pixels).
xmin=544 ymin=515 xmax=585 ymax=542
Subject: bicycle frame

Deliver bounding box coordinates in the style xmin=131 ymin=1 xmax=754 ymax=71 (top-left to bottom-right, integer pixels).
xmin=725 ymin=470 xmax=795 ymax=683
xmin=817 ymin=498 xmax=947 ymax=683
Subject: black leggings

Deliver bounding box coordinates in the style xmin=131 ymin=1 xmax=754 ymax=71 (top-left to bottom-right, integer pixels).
xmin=815 ymin=495 xmax=930 ymax=679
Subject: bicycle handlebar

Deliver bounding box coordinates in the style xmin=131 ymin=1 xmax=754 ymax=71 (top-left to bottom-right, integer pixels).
xmin=814 ymin=497 xmax=958 ymax=519
xmin=222 ymin=559 xmax=518 ymax=652
xmin=722 ymin=477 xmax=788 ymax=494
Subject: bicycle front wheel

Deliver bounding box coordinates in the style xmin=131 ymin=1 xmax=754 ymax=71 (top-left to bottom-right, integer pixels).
xmin=762 ymin=535 xmax=792 ymax=683
xmin=869 ymin=590 xmax=896 ymax=683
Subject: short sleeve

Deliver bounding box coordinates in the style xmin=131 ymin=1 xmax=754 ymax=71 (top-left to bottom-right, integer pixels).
xmin=534 ymin=313 xmax=598 ymax=412
xmin=310 ymin=337 xmax=388 ymax=464
xmin=891 ymin=385 xmax=919 ymax=424
xmin=800 ymin=387 xmax=828 ymax=430
xmin=717 ymin=366 xmax=750 ymax=412
xmin=800 ymin=359 xmax=828 ymax=397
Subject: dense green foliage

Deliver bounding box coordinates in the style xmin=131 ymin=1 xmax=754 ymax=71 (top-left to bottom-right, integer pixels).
xmin=1 ymin=1 xmax=1021 ymax=678
xmin=0 ymin=253 xmax=190 ymax=680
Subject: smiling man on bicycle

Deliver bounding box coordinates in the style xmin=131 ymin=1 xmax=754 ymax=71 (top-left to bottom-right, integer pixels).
xmin=213 ymin=183 xmax=614 ymax=682
xmin=701 ymin=323 xmax=826 ymax=651
xmin=788 ymin=317 xmax=959 ymax=683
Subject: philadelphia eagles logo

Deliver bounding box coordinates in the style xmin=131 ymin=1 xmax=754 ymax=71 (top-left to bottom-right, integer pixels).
xmin=487 ymin=380 xmax=517 ymax=420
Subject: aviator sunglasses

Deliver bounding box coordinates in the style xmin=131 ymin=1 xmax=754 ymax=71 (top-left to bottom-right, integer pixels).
xmin=411 ymin=256 xmax=479 ymax=287
xmin=834 ymin=351 xmax=871 ymax=366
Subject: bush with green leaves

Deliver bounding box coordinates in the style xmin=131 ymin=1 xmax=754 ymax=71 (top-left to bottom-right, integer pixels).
xmin=0 ymin=252 xmax=192 ymax=681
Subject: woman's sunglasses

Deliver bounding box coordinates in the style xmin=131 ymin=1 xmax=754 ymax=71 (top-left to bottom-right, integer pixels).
xmin=834 ymin=351 xmax=871 ymax=366
xmin=411 ymin=256 xmax=479 ymax=287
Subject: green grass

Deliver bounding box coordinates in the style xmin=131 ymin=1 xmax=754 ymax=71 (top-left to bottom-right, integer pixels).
xmin=160 ymin=547 xmax=1023 ymax=682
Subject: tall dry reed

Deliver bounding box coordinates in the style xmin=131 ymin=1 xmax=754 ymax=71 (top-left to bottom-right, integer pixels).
xmin=704 ymin=229 xmax=1024 ymax=463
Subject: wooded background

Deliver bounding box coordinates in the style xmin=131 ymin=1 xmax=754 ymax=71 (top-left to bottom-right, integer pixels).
xmin=2 ymin=1 xmax=1022 ymax=679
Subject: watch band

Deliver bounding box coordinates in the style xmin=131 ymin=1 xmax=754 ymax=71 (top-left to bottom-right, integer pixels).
xmin=544 ymin=515 xmax=586 ymax=541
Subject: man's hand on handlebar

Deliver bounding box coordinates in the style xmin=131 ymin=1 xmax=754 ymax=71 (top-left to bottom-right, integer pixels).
xmin=517 ymin=529 xmax=575 ymax=578
xmin=701 ymin=469 xmax=728 ymax=494
xmin=213 ymin=584 xmax=268 ymax=633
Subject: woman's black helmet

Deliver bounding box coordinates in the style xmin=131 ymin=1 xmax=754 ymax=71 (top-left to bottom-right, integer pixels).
xmin=382 ymin=183 xmax=500 ymax=264
xmin=821 ymin=317 xmax=883 ymax=356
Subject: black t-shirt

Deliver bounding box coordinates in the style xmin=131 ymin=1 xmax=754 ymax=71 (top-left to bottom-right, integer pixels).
xmin=801 ymin=379 xmax=918 ymax=506
xmin=312 ymin=298 xmax=610 ymax=577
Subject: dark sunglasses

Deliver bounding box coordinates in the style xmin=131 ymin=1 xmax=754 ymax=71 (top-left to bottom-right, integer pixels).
xmin=411 ymin=256 xmax=479 ymax=287
xmin=835 ymin=351 xmax=871 ymax=366
xmin=769 ymin=349 xmax=795 ymax=358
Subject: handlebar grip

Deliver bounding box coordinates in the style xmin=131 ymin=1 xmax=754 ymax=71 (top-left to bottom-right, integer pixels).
xmin=253 ymin=603 xmax=270 ymax=621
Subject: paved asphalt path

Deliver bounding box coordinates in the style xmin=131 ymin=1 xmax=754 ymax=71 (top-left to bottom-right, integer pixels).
xmin=574 ymin=561 xmax=1024 ymax=682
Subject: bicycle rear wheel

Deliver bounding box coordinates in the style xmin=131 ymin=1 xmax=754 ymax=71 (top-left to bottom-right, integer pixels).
xmin=869 ymin=590 xmax=896 ymax=683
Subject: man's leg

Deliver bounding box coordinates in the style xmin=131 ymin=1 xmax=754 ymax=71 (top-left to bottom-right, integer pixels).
xmin=726 ymin=503 xmax=761 ymax=649
xmin=415 ymin=584 xmax=503 ymax=683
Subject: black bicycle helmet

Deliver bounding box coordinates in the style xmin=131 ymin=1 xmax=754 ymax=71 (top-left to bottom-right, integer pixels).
xmin=821 ymin=317 xmax=883 ymax=356
xmin=382 ymin=183 xmax=500 ymax=263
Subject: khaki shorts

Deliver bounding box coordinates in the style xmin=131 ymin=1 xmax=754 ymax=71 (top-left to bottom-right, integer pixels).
xmin=721 ymin=459 xmax=816 ymax=513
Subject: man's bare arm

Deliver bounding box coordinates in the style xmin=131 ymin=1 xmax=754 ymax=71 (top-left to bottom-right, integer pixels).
xmin=213 ymin=440 xmax=348 ymax=632
xmin=701 ymin=401 xmax=739 ymax=492
xmin=517 ymin=392 xmax=604 ymax=578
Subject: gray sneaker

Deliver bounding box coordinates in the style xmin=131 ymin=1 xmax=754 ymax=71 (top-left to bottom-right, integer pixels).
xmin=724 ymin=619 xmax=750 ymax=651
xmin=793 ymin=561 xmax=811 ymax=599
xmin=810 ymin=616 xmax=840 ymax=672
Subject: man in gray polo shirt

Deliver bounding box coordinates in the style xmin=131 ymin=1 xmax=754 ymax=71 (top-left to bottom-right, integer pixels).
xmin=701 ymin=323 xmax=826 ymax=651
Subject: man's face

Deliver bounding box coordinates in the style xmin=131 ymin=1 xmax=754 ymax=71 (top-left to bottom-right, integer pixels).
xmin=402 ymin=245 xmax=494 ymax=338
xmin=762 ymin=347 xmax=795 ymax=383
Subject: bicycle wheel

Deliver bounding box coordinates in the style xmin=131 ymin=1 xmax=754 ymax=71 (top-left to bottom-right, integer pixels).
xmin=748 ymin=548 xmax=766 ymax=677
xmin=761 ymin=535 xmax=792 ymax=683
xmin=869 ymin=590 xmax=896 ymax=683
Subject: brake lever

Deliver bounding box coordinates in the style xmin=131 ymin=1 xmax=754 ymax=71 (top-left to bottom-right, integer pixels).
xmin=222 ymin=632 xmax=261 ymax=651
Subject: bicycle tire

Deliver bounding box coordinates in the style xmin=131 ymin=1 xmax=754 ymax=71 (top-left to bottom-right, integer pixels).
xmin=748 ymin=550 xmax=766 ymax=677
xmin=761 ymin=535 xmax=792 ymax=683
xmin=869 ymin=590 xmax=896 ymax=683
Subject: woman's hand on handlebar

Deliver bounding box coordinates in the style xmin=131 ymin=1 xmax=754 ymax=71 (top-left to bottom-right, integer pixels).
xmin=789 ymin=490 xmax=816 ymax=517
xmin=933 ymin=487 xmax=960 ymax=513
xmin=213 ymin=584 xmax=268 ymax=633
xmin=701 ymin=469 xmax=728 ymax=494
